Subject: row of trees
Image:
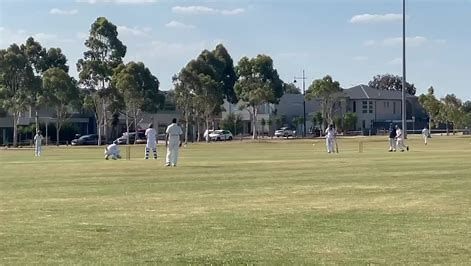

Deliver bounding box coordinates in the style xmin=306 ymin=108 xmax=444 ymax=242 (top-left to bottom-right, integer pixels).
xmin=1 ymin=17 xmax=164 ymax=146
xmin=419 ymin=87 xmax=471 ymax=134
xmin=1 ymin=16 xmax=470 ymax=146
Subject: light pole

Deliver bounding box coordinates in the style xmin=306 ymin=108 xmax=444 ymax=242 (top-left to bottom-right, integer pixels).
xmin=294 ymin=70 xmax=307 ymax=138
xmin=402 ymin=0 xmax=407 ymax=138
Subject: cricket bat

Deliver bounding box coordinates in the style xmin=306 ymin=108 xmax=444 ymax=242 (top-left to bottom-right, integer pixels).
xmin=335 ymin=140 xmax=339 ymax=153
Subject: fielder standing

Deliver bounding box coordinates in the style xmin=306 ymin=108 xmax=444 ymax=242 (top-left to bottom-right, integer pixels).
xmin=165 ymin=118 xmax=183 ymax=167
xmin=33 ymin=130 xmax=43 ymax=157
xmin=325 ymin=124 xmax=336 ymax=154
xmin=145 ymin=123 xmax=158 ymax=159
xmin=422 ymin=127 xmax=429 ymax=145
xmin=388 ymin=123 xmax=397 ymax=152
xmin=395 ymin=125 xmax=409 ymax=152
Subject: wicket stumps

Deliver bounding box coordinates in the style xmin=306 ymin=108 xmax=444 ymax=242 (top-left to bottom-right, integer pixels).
xmin=126 ymin=146 xmax=131 ymax=160
xmin=359 ymin=141 xmax=364 ymax=153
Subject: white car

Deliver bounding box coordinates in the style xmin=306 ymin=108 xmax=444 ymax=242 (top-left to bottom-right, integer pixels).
xmin=209 ymin=130 xmax=233 ymax=141
xmin=275 ymin=127 xmax=294 ymax=138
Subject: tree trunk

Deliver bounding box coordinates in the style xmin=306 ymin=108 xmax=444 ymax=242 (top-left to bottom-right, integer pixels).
xmin=12 ymin=112 xmax=18 ymax=147
xmin=196 ymin=117 xmax=201 ymax=142
xmin=133 ymin=110 xmax=139 ymax=144
xmin=102 ymin=98 xmax=107 ymax=144
xmin=125 ymin=110 xmax=130 ymax=145
xmin=205 ymin=117 xmax=210 ymax=143
xmin=184 ymin=111 xmax=189 ymax=144
xmin=252 ymin=106 xmax=258 ymax=140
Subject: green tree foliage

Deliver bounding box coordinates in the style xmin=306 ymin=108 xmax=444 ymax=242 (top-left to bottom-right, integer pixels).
xmin=343 ymin=112 xmax=358 ymax=131
xmin=220 ymin=113 xmax=243 ymax=136
xmin=305 ymin=75 xmax=342 ymax=130
xmin=283 ymin=83 xmax=301 ymax=94
xmin=235 ymin=55 xmax=283 ymax=139
xmin=439 ymin=94 xmax=465 ymax=134
xmin=418 ymin=86 xmax=442 ymax=132
xmin=0 ymin=44 xmax=36 ymax=146
xmin=174 ymin=44 xmax=237 ymax=142
xmin=368 ymin=74 xmax=417 ymax=95
xmin=42 ymin=68 xmax=80 ymax=145
xmin=113 ymin=61 xmax=161 ymax=143
xmin=77 ymin=17 xmax=126 ymax=145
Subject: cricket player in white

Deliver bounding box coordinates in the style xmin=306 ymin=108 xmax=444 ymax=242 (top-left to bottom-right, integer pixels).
xmin=395 ymin=125 xmax=409 ymax=152
xmin=33 ymin=130 xmax=43 ymax=157
xmin=145 ymin=123 xmax=157 ymax=159
xmin=165 ymin=118 xmax=183 ymax=167
xmin=104 ymin=140 xmax=121 ymax=160
xmin=422 ymin=127 xmax=429 ymax=145
xmin=325 ymin=124 xmax=336 ymax=153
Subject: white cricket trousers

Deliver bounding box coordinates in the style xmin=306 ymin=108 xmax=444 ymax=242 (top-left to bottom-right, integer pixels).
xmin=396 ymin=138 xmax=407 ymax=150
xmin=145 ymin=141 xmax=157 ymax=159
xmin=326 ymin=138 xmax=334 ymax=153
xmin=166 ymin=141 xmax=180 ymax=166
xmin=35 ymin=144 xmax=42 ymax=156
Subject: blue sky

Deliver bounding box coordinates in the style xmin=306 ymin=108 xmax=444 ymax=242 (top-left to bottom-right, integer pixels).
xmin=1 ymin=0 xmax=470 ymax=100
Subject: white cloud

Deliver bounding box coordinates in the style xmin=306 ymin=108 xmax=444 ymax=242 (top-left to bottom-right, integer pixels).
xmin=389 ymin=58 xmax=402 ymax=65
xmin=165 ymin=21 xmax=196 ymax=29
xmin=172 ymin=6 xmax=245 ymax=16
xmin=363 ymin=40 xmax=376 ymax=46
xmin=353 ymin=56 xmax=368 ymax=61
xmin=350 ymin=13 xmax=404 ymax=24
xmin=143 ymin=39 xmax=224 ymax=59
xmin=383 ymin=36 xmax=428 ymax=47
xmin=221 ymin=8 xmax=245 ymax=16
xmin=364 ymin=36 xmax=429 ymax=48
xmin=117 ymin=26 xmax=151 ymax=37
xmin=49 ymin=8 xmax=78 ymax=15
xmin=76 ymin=0 xmax=156 ymax=4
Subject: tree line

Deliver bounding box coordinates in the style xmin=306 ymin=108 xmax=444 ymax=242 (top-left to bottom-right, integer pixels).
xmin=1 ymin=16 xmax=470 ymax=146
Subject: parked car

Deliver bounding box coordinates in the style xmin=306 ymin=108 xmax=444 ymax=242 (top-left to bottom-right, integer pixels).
xmin=71 ymin=134 xmax=102 ymax=145
xmin=115 ymin=130 xmax=146 ymax=144
xmin=275 ymin=127 xmax=294 ymax=138
xmin=209 ymin=130 xmax=233 ymax=141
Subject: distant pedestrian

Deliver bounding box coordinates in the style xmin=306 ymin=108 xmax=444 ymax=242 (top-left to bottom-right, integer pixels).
xmin=145 ymin=123 xmax=158 ymax=159
xmin=395 ymin=125 xmax=409 ymax=152
xmin=104 ymin=140 xmax=122 ymax=160
xmin=388 ymin=123 xmax=397 ymax=152
xmin=165 ymin=118 xmax=183 ymax=167
xmin=325 ymin=124 xmax=336 ymax=153
xmin=33 ymin=130 xmax=43 ymax=157
xmin=422 ymin=127 xmax=430 ymax=145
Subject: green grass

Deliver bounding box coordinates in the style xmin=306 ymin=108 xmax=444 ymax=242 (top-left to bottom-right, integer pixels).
xmin=1 ymin=135 xmax=471 ymax=264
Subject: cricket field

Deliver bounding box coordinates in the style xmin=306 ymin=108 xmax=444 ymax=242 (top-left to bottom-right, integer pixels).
xmin=1 ymin=135 xmax=470 ymax=264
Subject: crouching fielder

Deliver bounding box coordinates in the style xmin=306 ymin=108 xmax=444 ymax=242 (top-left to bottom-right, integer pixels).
xmin=165 ymin=118 xmax=183 ymax=167
xmin=104 ymin=140 xmax=122 ymax=160
xmin=325 ymin=124 xmax=336 ymax=153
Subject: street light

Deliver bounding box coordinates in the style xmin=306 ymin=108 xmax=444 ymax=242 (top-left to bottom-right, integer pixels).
xmin=293 ymin=70 xmax=307 ymax=138
xmin=402 ymin=0 xmax=407 ymax=138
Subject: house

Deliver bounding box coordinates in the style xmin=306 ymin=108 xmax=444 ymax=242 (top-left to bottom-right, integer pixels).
xmin=343 ymin=85 xmax=426 ymax=132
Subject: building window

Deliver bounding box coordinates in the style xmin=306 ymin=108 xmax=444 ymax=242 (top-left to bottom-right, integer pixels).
xmin=353 ymin=101 xmax=356 ymax=113
xmin=369 ymin=101 xmax=373 ymax=114
xmin=362 ymin=101 xmax=368 ymax=113
xmin=393 ymin=102 xmax=396 ymax=114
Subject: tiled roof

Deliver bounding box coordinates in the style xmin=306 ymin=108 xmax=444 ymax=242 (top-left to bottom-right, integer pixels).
xmin=343 ymin=85 xmax=415 ymax=100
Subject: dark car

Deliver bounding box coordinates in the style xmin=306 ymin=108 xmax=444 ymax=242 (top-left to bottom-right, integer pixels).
xmin=71 ymin=134 xmax=102 ymax=145
xmin=115 ymin=130 xmax=146 ymax=144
